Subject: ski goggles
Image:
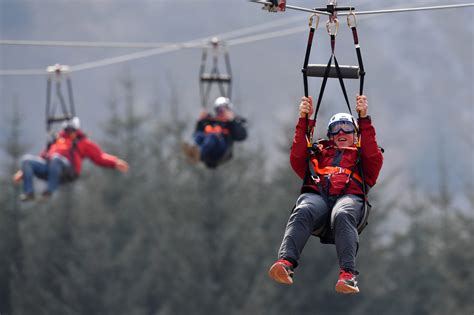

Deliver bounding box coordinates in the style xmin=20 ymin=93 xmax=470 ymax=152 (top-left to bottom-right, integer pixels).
xmin=327 ymin=121 xmax=356 ymax=136
xmin=215 ymin=105 xmax=230 ymax=114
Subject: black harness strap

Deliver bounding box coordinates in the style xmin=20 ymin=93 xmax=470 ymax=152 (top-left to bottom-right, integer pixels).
xmin=199 ymin=40 xmax=232 ymax=109
xmin=312 ymin=33 xmax=355 ymax=122
xmin=46 ymin=77 xmax=52 ymax=131
xmin=348 ymin=13 xmax=365 ymax=96
xmin=301 ymin=17 xmax=318 ymax=186
xmin=223 ymin=47 xmax=233 ymax=99
xmin=63 ymin=136 xmax=81 ymax=182
xmin=302 ymin=23 xmax=316 ymax=140
xmin=66 ymin=77 xmax=76 ymax=118
xmin=45 ymin=67 xmax=76 ymax=133
xmin=313 ymin=54 xmax=333 ymax=120
xmin=333 ymin=55 xmax=354 ymax=117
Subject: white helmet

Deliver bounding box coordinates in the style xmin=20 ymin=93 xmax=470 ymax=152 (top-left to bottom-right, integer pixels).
xmin=214 ymin=96 xmax=233 ymax=110
xmin=62 ymin=117 xmax=80 ymax=130
xmin=327 ymin=113 xmax=357 ymax=129
xmin=327 ymin=113 xmax=358 ymax=137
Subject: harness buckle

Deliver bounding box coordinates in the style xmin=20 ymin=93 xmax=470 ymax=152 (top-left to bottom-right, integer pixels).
xmin=311 ymin=175 xmax=320 ymax=183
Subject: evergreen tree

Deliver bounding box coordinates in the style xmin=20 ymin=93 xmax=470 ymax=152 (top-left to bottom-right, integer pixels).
xmin=0 ymin=101 xmax=27 ymax=315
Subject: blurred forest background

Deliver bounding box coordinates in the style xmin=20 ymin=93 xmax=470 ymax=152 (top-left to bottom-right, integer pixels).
xmin=0 ymin=76 xmax=472 ymax=315
xmin=1 ymin=0 xmax=473 ymax=314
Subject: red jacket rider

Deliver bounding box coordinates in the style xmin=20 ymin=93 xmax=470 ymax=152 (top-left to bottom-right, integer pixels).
xmin=41 ymin=129 xmax=120 ymax=176
xmin=290 ymin=115 xmax=383 ymax=197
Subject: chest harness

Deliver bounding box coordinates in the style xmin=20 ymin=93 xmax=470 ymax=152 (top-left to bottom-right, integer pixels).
xmin=47 ymin=134 xmax=84 ymax=182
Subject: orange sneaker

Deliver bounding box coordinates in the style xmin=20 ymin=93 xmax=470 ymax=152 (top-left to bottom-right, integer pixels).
xmin=335 ymin=269 xmax=360 ymax=294
xmin=268 ymin=259 xmax=294 ymax=285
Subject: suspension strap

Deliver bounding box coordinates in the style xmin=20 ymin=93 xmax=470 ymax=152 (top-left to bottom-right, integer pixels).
xmin=223 ymin=45 xmax=233 ymax=99
xmin=199 ymin=39 xmax=232 ymax=109
xmin=333 ymin=55 xmax=355 ymax=121
xmin=45 ymin=77 xmax=52 ymax=132
xmin=347 ymin=11 xmax=365 ymax=96
xmin=312 ymin=18 xmax=340 ymax=122
xmin=302 ymin=14 xmax=319 ymax=146
xmin=66 ymin=76 xmax=76 ymax=117
xmin=312 ymin=16 xmax=362 ymax=134
xmin=56 ymin=80 xmax=69 ymax=118
xmin=45 ymin=65 xmax=75 ymax=132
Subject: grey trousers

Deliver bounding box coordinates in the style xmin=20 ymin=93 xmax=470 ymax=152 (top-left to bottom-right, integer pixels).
xmin=278 ymin=193 xmax=364 ymax=273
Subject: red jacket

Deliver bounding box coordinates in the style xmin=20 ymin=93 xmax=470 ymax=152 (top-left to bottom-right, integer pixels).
xmin=290 ymin=117 xmax=383 ymax=196
xmin=41 ymin=130 xmax=118 ymax=176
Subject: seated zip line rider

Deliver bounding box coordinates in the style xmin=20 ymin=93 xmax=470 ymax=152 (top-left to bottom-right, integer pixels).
xmin=268 ymin=95 xmax=383 ymax=294
xmin=182 ymin=96 xmax=247 ymax=169
xmin=12 ymin=117 xmax=129 ymax=202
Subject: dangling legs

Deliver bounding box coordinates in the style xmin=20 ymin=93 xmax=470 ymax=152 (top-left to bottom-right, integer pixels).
xmin=331 ymin=194 xmax=364 ymax=293
xmin=269 ymin=192 xmax=329 ymax=284
xmin=44 ymin=154 xmax=72 ymax=195
xmin=20 ymin=154 xmax=49 ymax=199
xmin=197 ymin=134 xmax=228 ymax=168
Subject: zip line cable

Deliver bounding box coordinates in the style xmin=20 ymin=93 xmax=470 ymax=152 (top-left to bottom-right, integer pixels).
xmin=0 ymin=14 xmax=309 ymax=76
xmin=1 ymin=0 xmax=463 ymax=51
xmin=66 ymin=17 xmax=313 ymax=72
xmin=337 ymin=3 xmax=474 ymax=16
xmin=1 ymin=2 xmax=473 ymax=76
xmin=251 ymin=1 xmax=474 ymax=15
xmin=0 ymin=14 xmax=306 ymax=50
xmin=0 ymin=68 xmax=46 ymax=76
xmin=0 ymin=39 xmax=175 ymax=49
xmin=226 ymin=25 xmax=306 ymax=47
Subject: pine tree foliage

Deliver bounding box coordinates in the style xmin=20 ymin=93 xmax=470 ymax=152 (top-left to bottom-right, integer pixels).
xmin=0 ymin=76 xmax=472 ymax=315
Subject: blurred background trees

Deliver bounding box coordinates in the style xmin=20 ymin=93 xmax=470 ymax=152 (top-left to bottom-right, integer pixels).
xmin=0 ymin=76 xmax=472 ymax=315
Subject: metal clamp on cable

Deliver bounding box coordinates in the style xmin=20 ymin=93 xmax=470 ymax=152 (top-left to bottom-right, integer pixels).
xmin=326 ymin=18 xmax=339 ymax=36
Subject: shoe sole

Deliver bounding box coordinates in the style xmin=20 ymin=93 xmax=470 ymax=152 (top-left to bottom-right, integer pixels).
xmin=335 ymin=280 xmax=360 ymax=294
xmin=268 ymin=263 xmax=293 ymax=285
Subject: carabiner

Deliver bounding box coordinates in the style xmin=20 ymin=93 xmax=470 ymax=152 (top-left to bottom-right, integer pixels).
xmin=326 ymin=18 xmax=339 ymax=36
xmin=309 ymin=13 xmax=320 ymax=30
xmin=347 ymin=10 xmax=357 ymax=28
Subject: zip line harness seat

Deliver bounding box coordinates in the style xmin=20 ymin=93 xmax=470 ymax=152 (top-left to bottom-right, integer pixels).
xmin=299 ymin=4 xmax=373 ymax=241
xmin=199 ymin=37 xmax=232 ymax=109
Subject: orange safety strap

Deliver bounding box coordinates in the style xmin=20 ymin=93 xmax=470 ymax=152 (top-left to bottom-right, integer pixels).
xmin=204 ymin=124 xmax=230 ymax=135
xmin=306 ymin=135 xmax=312 ymax=148
xmin=310 ymin=158 xmax=363 ymax=184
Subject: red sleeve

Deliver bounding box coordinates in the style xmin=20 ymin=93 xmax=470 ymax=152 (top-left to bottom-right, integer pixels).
xmin=290 ymin=118 xmax=315 ymax=179
xmin=358 ymin=116 xmax=383 ymax=187
xmin=80 ymin=139 xmax=118 ymax=168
